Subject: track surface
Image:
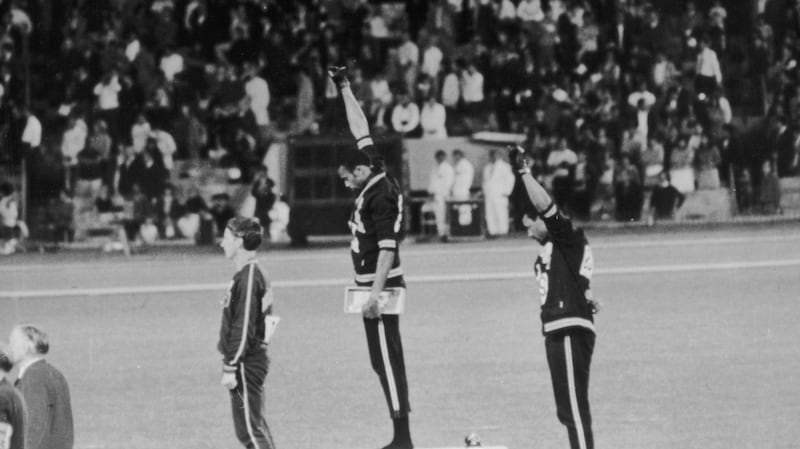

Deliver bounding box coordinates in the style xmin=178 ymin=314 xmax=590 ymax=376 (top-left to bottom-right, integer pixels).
xmin=1 ymin=226 xmax=799 ymax=449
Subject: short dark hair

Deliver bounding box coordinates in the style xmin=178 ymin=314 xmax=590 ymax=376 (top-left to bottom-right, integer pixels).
xmin=226 ymin=217 xmax=263 ymax=250
xmin=0 ymin=182 xmax=13 ymax=196
xmin=0 ymin=347 xmax=12 ymax=372
xmin=339 ymin=148 xmax=373 ymax=172
xmin=19 ymin=325 xmax=49 ymax=355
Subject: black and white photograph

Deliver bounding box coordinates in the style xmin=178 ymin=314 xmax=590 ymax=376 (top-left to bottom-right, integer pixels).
xmin=1 ymin=0 xmax=799 ymax=448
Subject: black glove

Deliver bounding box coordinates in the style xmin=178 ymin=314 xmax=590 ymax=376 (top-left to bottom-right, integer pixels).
xmin=508 ymin=145 xmax=530 ymax=175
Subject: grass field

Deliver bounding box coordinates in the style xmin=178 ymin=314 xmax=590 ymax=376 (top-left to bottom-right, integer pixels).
xmin=1 ymin=225 xmax=800 ymax=449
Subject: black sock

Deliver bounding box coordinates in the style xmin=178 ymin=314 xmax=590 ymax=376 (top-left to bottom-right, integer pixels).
xmin=392 ymin=416 xmax=411 ymax=446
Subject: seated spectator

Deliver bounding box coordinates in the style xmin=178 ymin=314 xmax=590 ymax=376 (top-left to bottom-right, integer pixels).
xmin=758 ymin=160 xmax=782 ymax=215
xmin=251 ymin=166 xmax=276 ymax=233
xmin=420 ymin=95 xmax=447 ymax=139
xmin=390 ymin=92 xmax=420 ymax=136
xmin=151 ymin=127 xmax=177 ymax=170
xmin=95 ymin=185 xmax=121 ymax=214
xmin=670 ymin=137 xmax=696 ymax=193
xmin=461 ymin=62 xmax=485 ymax=126
xmin=123 ymin=183 xmax=155 ymax=243
xmin=42 ymin=190 xmax=75 ymax=245
xmin=153 ymin=184 xmax=184 ymax=239
xmin=75 ymin=140 xmax=106 ymax=199
xmin=0 ymin=183 xmax=25 ymax=255
xmin=173 ymin=105 xmax=207 ymax=160
xmin=642 ymin=137 xmax=665 ymax=187
xmin=269 ymin=194 xmax=291 ymax=243
xmin=61 ymin=115 xmax=88 ymax=185
xmin=131 ymin=113 xmax=152 ymax=154
xmin=176 ymin=185 xmax=209 ymax=240
xmin=139 ymin=142 xmax=170 ymax=200
xmin=695 ymin=136 xmax=721 ymax=189
xmin=209 ymin=193 xmax=236 ymax=237
xmin=649 ymin=172 xmax=686 ymax=221
xmin=115 ymin=144 xmax=145 ymax=199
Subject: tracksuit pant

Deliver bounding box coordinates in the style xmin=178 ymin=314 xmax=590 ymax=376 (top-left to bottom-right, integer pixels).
xmin=545 ymin=329 xmax=595 ymax=449
xmin=363 ymin=314 xmax=411 ymax=418
xmin=230 ymin=351 xmax=276 ymax=449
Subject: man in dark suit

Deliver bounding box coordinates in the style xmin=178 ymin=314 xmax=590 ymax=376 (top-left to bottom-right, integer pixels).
xmin=8 ymin=325 xmax=73 ymax=449
xmin=0 ymin=345 xmax=25 ymax=449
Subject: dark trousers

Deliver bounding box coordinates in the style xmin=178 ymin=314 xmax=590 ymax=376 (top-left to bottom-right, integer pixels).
xmin=363 ymin=314 xmax=411 ymax=418
xmin=545 ymin=330 xmax=595 ymax=449
xmin=230 ymin=352 xmax=276 ymax=449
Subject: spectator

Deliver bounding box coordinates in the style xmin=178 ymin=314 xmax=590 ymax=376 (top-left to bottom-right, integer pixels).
xmin=546 ymin=137 xmax=577 ymax=212
xmin=461 ymin=62 xmax=485 ymax=126
xmin=41 ymin=190 xmax=75 ymax=245
xmin=695 ymin=38 xmax=722 ymax=95
xmin=0 ymin=344 xmax=25 ymax=449
xmin=8 ymin=324 xmax=74 ymax=449
xmin=758 ymin=160 xmax=782 ymax=214
xmin=613 ymin=154 xmax=643 ymax=221
xmin=131 ymin=113 xmax=152 ymax=154
xmin=396 ymin=31 xmax=420 ymax=93
xmin=0 ymin=183 xmax=22 ymax=255
xmin=151 ymin=127 xmax=177 ymax=170
xmin=420 ymin=94 xmax=447 ymax=139
xmin=481 ymin=149 xmax=516 ymax=237
xmin=93 ymin=70 xmax=122 ymax=140
xmin=451 ymin=149 xmax=475 ymax=200
xmin=61 ymin=115 xmax=88 ymax=170
xmin=19 ymin=105 xmax=42 ymax=153
xmin=177 ymin=185 xmax=209 ymax=240
xmin=649 ymin=172 xmax=686 ymax=221
xmin=243 ymin=62 xmax=270 ymax=129
xmin=642 ymin=137 xmax=665 ymax=187
xmin=251 ymin=166 xmax=276 ymax=235
xmin=154 ymin=184 xmax=183 ymax=239
xmin=421 ymin=34 xmax=443 ymax=80
xmin=390 ymin=92 xmax=420 ymax=135
xmin=517 ymin=0 xmax=545 ymax=24
xmin=424 ymin=149 xmax=455 ymax=240
xmin=173 ymin=104 xmax=207 ymax=159
xmin=268 ymin=194 xmax=291 ymax=243
xmin=75 ymin=135 xmax=106 ymax=199
xmin=209 ymin=193 xmax=236 ymax=237
xmin=115 ymin=144 xmax=144 ymax=199
xmin=139 ymin=141 xmax=170 ymax=200
xmin=670 ymin=137 xmax=696 ymax=193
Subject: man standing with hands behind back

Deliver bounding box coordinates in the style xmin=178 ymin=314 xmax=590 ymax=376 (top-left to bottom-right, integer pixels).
xmin=329 ymin=65 xmax=413 ymax=449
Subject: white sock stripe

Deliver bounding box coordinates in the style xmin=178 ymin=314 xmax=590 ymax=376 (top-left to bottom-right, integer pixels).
xmin=564 ymin=336 xmax=587 ymax=449
xmin=377 ymin=321 xmax=400 ymax=413
xmin=239 ymin=365 xmax=262 ymax=449
xmin=357 ymin=136 xmax=374 ymax=150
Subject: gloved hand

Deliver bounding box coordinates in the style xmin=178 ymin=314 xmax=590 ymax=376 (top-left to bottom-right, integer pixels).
xmin=508 ymin=145 xmax=530 ymax=175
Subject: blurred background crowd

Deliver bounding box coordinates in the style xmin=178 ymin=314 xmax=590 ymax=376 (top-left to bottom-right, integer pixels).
xmin=0 ymin=0 xmax=798 ymax=251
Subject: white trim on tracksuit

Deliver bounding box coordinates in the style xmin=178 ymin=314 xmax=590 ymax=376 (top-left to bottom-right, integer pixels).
xmin=239 ymin=364 xmax=262 ymax=449
xmin=378 ymin=320 xmax=400 ymax=413
xmin=231 ymin=263 xmax=255 ymax=366
xmin=565 ymin=336 xmax=587 ymax=449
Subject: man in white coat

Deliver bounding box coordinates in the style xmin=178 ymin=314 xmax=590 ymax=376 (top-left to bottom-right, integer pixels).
xmin=425 ymin=150 xmax=455 ymax=240
xmin=451 ymin=149 xmax=474 ymax=200
xmin=481 ymin=149 xmax=516 ymax=237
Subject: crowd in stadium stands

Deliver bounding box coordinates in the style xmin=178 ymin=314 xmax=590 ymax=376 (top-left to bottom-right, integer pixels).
xmin=0 ymin=0 xmax=799 ymax=248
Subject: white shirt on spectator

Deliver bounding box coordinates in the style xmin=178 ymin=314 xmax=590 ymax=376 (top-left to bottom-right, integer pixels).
xmin=627 ymin=90 xmax=656 ymax=109
xmin=125 ymin=39 xmax=141 ymax=62
xmin=368 ymin=15 xmax=389 ymax=38
xmin=152 ymin=129 xmax=177 ymax=169
xmin=132 ymin=121 xmax=152 ymax=153
xmin=94 ymin=76 xmax=121 ymax=110
xmin=452 ymin=157 xmax=475 ymax=200
xmin=517 ymin=0 xmax=545 ymax=22
xmin=441 ymin=73 xmax=461 ymax=107
xmin=547 ymin=148 xmax=578 ymax=177
xmin=21 ymin=114 xmax=42 ymax=148
xmin=397 ymin=40 xmax=419 ymax=68
xmin=391 ymin=102 xmax=420 ymax=134
xmin=421 ymin=45 xmax=443 ymax=79
xmin=428 ymin=161 xmax=455 ymax=198
xmin=498 ymin=0 xmax=517 ymax=20
xmin=0 ymin=195 xmax=17 ymax=228
xmin=61 ymin=119 xmax=88 ymax=166
xmin=159 ymin=52 xmax=184 ymax=82
xmin=245 ymin=75 xmax=270 ymax=126
xmin=461 ymin=70 xmax=484 ymax=103
xmin=696 ymin=47 xmax=722 ymax=84
xmin=719 ymin=96 xmax=732 ymax=124
xmin=420 ymin=101 xmax=447 ymax=139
